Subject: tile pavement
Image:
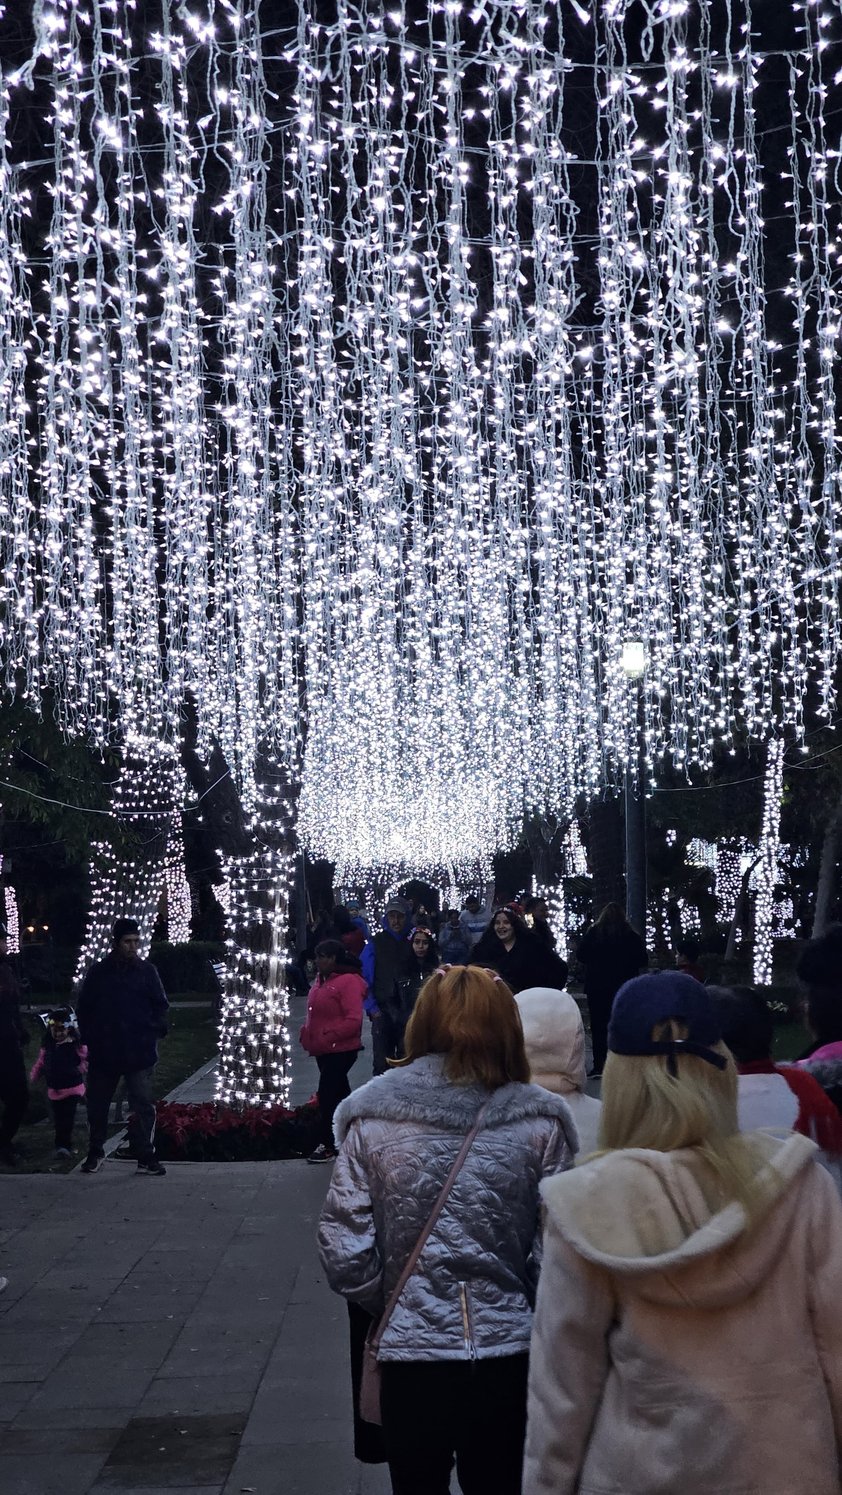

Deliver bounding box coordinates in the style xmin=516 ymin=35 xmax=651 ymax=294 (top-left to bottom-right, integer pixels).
xmin=0 ymin=995 xmax=392 ymax=1495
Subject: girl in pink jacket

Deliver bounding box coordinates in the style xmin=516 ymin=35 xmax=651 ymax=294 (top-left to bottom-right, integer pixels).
xmin=524 ymin=972 xmax=842 ymax=1495
xmin=300 ymin=940 xmax=366 ymax=1165
xmin=30 ymin=1008 xmax=88 ymax=1159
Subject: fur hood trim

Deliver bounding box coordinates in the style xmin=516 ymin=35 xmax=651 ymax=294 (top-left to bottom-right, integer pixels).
xmin=334 ymin=1052 xmax=578 ymax=1151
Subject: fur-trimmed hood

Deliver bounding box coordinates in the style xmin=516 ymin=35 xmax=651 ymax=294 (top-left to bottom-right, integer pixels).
xmin=334 ymin=1052 xmax=578 ymax=1152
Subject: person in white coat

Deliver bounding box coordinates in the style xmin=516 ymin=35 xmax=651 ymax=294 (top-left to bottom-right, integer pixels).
xmin=514 ymin=987 xmax=602 ymax=1157
xmin=523 ymin=971 xmax=842 ymax=1495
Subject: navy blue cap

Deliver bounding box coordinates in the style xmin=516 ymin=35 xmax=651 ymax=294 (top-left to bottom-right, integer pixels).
xmin=608 ymin=971 xmax=727 ymax=1071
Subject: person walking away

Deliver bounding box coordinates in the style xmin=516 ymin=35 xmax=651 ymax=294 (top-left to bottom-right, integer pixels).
xmin=30 ymin=1008 xmax=88 ymax=1158
xmin=576 ymin=901 xmax=647 ymax=1076
xmin=319 ymin=964 xmax=576 ymax=1495
xmin=472 ymin=906 xmax=569 ymax=995
xmin=438 ymin=909 xmax=471 ymax=965
xmin=524 ymin=896 xmax=557 ymax=949
xmin=361 ymin=899 xmax=415 ymax=1075
xmin=77 ymin=918 xmax=169 ymax=1176
xmin=0 ymin=923 xmax=28 ymax=1166
xmin=711 ymin=984 xmax=842 ymax=1161
xmin=794 ymin=924 xmax=842 ymax=1113
xmin=515 ymin=986 xmax=602 ymax=1156
xmin=675 ymin=937 xmax=704 ymax=982
xmin=523 ymin=971 xmax=842 ymax=1495
xmin=300 ymin=939 xmax=366 ymax=1164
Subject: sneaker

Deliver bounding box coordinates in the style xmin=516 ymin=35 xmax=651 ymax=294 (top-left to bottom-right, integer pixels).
xmin=54 ymin=1147 xmax=74 ymax=1160
xmin=307 ymin=1143 xmax=337 ymax=1165
xmin=0 ymin=1277 xmax=7 ymax=1294
xmin=111 ymin=1143 xmax=137 ymax=1162
xmin=136 ymin=1158 xmax=167 ymax=1176
xmin=80 ymin=1152 xmax=105 ymax=1174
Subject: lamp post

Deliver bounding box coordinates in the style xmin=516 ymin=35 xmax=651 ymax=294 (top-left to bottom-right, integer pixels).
xmin=622 ymin=641 xmax=647 ymax=940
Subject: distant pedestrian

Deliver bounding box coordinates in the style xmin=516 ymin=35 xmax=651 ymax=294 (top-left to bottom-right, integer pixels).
xmin=472 ymin=907 xmax=569 ymax=996
xmin=300 ymin=939 xmax=366 ymax=1165
xmin=576 ymin=902 xmax=647 ymax=1076
xmin=30 ymin=1008 xmax=88 ymax=1158
xmin=387 ymin=927 xmax=440 ymax=1061
xmin=795 ymin=924 xmax=842 ymax=1114
xmin=437 ymin=909 xmax=471 ymax=965
xmin=524 ymin=971 xmax=842 ymax=1495
xmin=319 ymin=964 xmax=576 ymax=1495
xmin=711 ymin=983 xmax=842 ymax=1157
xmin=458 ymin=890 xmax=494 ymax=953
xmin=361 ymin=899 xmax=415 ymax=1075
xmin=77 ymin=918 xmax=169 ymax=1176
xmin=675 ymin=937 xmax=704 ymax=982
xmin=0 ymin=922 xmax=28 ymax=1166
xmin=332 ymin=905 xmax=366 ymax=959
xmin=524 ymin=896 xmax=557 ymax=950
xmin=515 ymin=986 xmax=602 ymax=1157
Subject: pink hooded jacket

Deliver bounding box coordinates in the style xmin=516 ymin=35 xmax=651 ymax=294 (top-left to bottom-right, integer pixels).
xmin=299 ymin=971 xmax=366 ymax=1057
xmin=524 ymin=1133 xmax=842 ymax=1494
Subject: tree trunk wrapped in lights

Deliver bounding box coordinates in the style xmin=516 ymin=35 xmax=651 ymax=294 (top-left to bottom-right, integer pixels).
xmin=753 ymin=741 xmax=785 ymax=986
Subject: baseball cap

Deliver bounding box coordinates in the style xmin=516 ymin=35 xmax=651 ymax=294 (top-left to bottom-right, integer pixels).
xmin=608 ymin=971 xmax=727 ymax=1072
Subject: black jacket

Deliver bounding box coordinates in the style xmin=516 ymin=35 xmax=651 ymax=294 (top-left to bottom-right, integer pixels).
xmin=77 ymin=954 xmax=169 ymax=1072
xmin=472 ymin=930 xmax=569 ymax=996
xmin=576 ymin=924 xmax=647 ymax=999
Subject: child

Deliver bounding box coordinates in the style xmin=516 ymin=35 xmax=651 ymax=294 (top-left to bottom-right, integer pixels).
xmin=30 ymin=1008 xmax=87 ymax=1158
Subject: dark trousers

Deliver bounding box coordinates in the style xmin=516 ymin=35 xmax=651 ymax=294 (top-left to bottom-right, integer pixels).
xmin=0 ymin=1053 xmax=28 ymax=1147
xmin=52 ymin=1096 xmax=79 ymax=1149
xmin=586 ymin=987 xmax=618 ymax=1072
xmin=348 ymin=1303 xmax=387 ymax=1464
xmin=86 ymin=1065 xmax=157 ymax=1161
xmin=379 ymin=1354 xmax=529 ymax=1495
xmin=316 ymin=1051 xmax=357 ymax=1148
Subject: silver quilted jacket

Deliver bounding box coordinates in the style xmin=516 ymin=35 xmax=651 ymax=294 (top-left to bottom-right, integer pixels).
xmin=318 ymin=1054 xmax=577 ymax=1362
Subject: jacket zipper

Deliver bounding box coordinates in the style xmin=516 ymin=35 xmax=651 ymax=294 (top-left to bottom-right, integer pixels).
xmin=458 ymin=1282 xmax=477 ymax=1361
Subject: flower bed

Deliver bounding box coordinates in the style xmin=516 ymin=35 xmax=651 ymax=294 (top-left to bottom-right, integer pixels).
xmin=154 ymin=1098 xmax=322 ymax=1162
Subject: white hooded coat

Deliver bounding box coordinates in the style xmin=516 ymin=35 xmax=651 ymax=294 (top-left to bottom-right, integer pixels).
xmin=524 ymin=1132 xmax=842 ymax=1494
xmin=515 ymin=987 xmax=602 ymax=1157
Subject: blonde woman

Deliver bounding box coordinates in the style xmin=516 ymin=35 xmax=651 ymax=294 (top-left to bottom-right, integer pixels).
xmin=524 ymin=972 xmax=842 ymax=1495
xmin=319 ymin=965 xmax=576 ymax=1495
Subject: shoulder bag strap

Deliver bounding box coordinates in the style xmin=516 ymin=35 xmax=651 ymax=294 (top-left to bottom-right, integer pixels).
xmin=370 ymin=1095 xmax=492 ymax=1353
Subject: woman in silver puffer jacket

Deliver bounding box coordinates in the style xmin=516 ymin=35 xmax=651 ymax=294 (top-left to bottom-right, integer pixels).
xmin=318 ymin=964 xmax=576 ymax=1495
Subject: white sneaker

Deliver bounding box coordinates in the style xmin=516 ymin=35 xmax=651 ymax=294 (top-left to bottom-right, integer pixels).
xmin=0 ymin=1277 xmax=8 ymax=1294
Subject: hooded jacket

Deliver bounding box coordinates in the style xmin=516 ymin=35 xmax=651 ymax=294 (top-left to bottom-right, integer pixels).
xmin=318 ymin=1053 xmax=576 ymax=1362
xmin=515 ymin=987 xmax=602 ymax=1157
xmin=299 ymin=970 xmax=366 ymax=1057
xmin=360 ymin=912 xmax=415 ymax=1020
xmin=524 ymin=1134 xmax=842 ymax=1494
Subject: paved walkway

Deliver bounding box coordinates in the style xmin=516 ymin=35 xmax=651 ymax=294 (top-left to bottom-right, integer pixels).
xmin=0 ymin=1160 xmax=390 ymax=1495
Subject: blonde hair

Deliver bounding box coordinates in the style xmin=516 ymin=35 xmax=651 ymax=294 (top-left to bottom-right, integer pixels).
xmin=598 ymin=1020 xmax=768 ymax=1217
xmin=404 ymin=964 xmax=530 ymax=1089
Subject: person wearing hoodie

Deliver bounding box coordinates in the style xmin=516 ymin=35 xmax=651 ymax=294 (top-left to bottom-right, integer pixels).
xmin=524 ymin=971 xmax=842 ymax=1495
xmin=361 ymin=898 xmax=415 ymax=1075
xmin=300 ymin=939 xmax=367 ymax=1164
xmin=515 ymin=987 xmax=602 ymax=1157
xmin=319 ymin=964 xmax=576 ymax=1495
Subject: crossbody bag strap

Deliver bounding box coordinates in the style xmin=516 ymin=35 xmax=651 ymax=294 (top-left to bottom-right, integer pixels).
xmin=370 ymin=1096 xmax=492 ymax=1353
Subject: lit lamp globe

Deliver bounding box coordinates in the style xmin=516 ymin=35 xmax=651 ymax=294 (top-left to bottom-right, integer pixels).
xmin=621 ymin=640 xmax=645 ymax=679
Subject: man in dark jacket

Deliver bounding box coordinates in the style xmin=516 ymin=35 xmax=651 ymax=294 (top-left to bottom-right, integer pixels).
xmin=361 ymin=899 xmax=415 ymax=1074
xmin=0 ymin=924 xmax=29 ymax=1165
xmin=77 ymin=918 xmax=169 ymax=1175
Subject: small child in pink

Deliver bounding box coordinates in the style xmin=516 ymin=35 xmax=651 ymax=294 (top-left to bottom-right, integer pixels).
xmin=30 ymin=1008 xmax=88 ymax=1158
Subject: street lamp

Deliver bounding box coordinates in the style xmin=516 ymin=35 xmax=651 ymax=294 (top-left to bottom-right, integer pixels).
xmin=622 ymin=640 xmax=647 ymax=939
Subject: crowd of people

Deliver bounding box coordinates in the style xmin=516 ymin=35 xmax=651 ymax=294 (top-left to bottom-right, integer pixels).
xmin=308 ymin=908 xmax=842 ymax=1494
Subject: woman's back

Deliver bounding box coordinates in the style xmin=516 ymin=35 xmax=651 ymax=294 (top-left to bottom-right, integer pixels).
xmin=525 ymin=1134 xmax=842 ymax=1495
xmin=319 ymin=1053 xmax=575 ymax=1361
